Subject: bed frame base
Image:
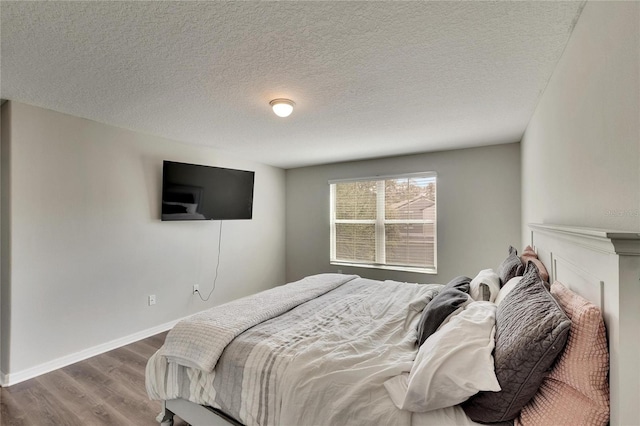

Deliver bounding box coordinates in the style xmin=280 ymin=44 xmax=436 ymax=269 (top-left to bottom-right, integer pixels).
xmin=160 ymin=399 xmax=241 ymax=426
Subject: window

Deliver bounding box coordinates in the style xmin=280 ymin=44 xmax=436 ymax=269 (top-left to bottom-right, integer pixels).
xmin=330 ymin=173 xmax=437 ymax=274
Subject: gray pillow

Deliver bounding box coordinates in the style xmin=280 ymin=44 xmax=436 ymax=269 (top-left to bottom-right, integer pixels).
xmin=442 ymin=275 xmax=472 ymax=293
xmin=497 ymin=246 xmax=525 ymax=286
xmin=416 ymin=276 xmax=471 ymax=346
xmin=462 ymin=263 xmax=571 ymax=423
xmin=478 ymin=283 xmax=491 ymax=301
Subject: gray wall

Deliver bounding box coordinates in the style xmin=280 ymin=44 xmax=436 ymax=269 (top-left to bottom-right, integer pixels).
xmin=522 ymin=1 xmax=640 ymax=242
xmin=0 ymin=102 xmax=286 ymax=379
xmin=286 ymin=143 xmax=521 ymax=284
xmin=0 ymin=103 xmax=6 ymax=374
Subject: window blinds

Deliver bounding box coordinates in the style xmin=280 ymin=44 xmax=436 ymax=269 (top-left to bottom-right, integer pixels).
xmin=330 ymin=173 xmax=436 ymax=272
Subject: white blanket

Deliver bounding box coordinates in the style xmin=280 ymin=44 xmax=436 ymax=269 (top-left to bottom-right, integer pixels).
xmin=161 ymin=273 xmax=357 ymax=371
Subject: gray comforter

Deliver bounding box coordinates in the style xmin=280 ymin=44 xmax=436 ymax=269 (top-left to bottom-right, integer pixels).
xmin=147 ymin=275 xmax=480 ymax=426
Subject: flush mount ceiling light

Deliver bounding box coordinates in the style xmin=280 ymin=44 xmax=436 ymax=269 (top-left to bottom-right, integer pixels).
xmin=270 ymin=98 xmax=295 ymax=118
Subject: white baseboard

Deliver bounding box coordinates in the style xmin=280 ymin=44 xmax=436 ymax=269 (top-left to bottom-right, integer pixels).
xmin=0 ymin=317 xmax=184 ymax=387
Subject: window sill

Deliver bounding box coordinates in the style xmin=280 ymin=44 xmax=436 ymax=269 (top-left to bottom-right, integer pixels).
xmin=330 ymin=261 xmax=437 ymax=275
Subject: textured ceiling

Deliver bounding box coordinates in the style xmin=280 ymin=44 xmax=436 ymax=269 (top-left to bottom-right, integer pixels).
xmin=1 ymin=1 xmax=584 ymax=169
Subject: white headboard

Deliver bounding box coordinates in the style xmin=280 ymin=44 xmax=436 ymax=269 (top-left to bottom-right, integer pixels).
xmin=529 ymin=224 xmax=640 ymax=426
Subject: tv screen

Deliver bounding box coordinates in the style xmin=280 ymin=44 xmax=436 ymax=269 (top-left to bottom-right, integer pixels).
xmin=161 ymin=161 xmax=254 ymax=221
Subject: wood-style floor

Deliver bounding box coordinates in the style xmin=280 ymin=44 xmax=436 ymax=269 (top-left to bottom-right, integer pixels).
xmin=0 ymin=331 xmax=187 ymax=426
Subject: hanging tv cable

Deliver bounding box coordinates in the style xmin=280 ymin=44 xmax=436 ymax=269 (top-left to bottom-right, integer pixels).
xmin=195 ymin=220 xmax=222 ymax=302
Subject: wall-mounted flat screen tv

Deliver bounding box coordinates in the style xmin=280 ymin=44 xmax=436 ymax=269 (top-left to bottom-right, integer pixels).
xmin=161 ymin=161 xmax=254 ymax=221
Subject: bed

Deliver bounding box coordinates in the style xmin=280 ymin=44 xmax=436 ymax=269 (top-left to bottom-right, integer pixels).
xmin=146 ymin=223 xmax=640 ymax=426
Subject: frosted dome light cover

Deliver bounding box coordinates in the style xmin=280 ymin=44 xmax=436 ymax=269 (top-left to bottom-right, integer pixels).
xmin=270 ymin=99 xmax=295 ymax=117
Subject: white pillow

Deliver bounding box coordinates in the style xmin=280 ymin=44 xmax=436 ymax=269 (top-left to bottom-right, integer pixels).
xmin=494 ymin=276 xmax=522 ymax=306
xmin=384 ymin=301 xmax=501 ymax=412
xmin=469 ymin=269 xmax=501 ymax=303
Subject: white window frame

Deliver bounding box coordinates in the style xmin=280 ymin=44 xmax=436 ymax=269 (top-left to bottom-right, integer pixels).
xmin=329 ymin=172 xmax=437 ymax=274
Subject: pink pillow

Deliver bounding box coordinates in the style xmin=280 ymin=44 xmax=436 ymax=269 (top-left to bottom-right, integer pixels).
xmin=517 ymin=281 xmax=609 ymax=426
xmin=520 ymin=245 xmax=549 ymax=282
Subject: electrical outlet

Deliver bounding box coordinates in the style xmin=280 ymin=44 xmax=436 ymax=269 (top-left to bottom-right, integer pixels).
xmin=337 ymin=269 xmax=342 ymax=274
xmin=193 ymin=284 xmax=199 ymax=295
xmin=148 ymin=294 xmax=156 ymax=306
